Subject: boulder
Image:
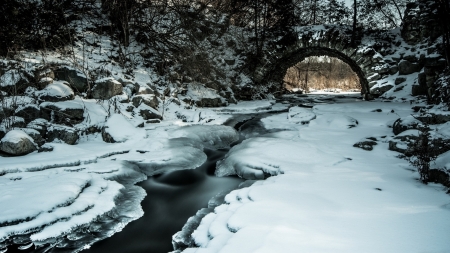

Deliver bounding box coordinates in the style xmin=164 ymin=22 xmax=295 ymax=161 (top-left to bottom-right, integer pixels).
xmin=140 ymin=109 xmax=163 ymax=120
xmin=38 ymin=77 xmax=54 ymax=89
xmin=35 ymin=81 xmax=75 ymax=102
xmin=392 ymin=116 xmax=423 ymax=135
xmin=19 ymin=128 xmax=45 ymax=146
xmin=101 ymin=114 xmax=140 ymax=143
xmin=398 ymin=60 xmax=420 ymax=75
xmin=46 ymin=124 xmax=79 ymax=145
xmin=27 ymin=118 xmax=49 ymax=137
xmin=353 ymin=140 xmax=377 ymax=151
xmin=40 ymin=101 xmax=84 ymax=125
xmin=54 ymin=66 xmax=88 ymax=92
xmin=91 ymin=78 xmax=123 ymax=99
xmin=411 ymin=84 xmax=427 ymax=96
xmin=15 ymin=104 xmax=40 ymax=124
xmin=395 ymin=77 xmax=407 ymax=85
xmin=0 ymin=70 xmax=31 ymax=94
xmin=195 ymin=97 xmax=224 ymax=107
xmin=414 ymin=113 xmax=450 ymax=124
xmin=370 ymin=85 xmax=393 ymax=96
xmin=0 ymin=130 xmax=37 ymax=155
xmin=132 ymin=94 xmax=159 ymax=109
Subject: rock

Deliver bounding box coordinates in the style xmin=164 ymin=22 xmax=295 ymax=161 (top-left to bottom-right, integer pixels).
xmin=146 ymin=119 xmax=161 ymax=124
xmin=15 ymin=104 xmax=40 ymax=124
xmin=403 ymin=54 xmax=418 ymax=63
xmin=46 ymin=124 xmax=79 ymax=145
xmin=101 ymin=114 xmax=139 ymax=143
xmin=0 ymin=128 xmax=5 ymax=140
xmin=40 ymin=101 xmax=84 ymax=126
xmin=224 ymin=59 xmax=236 ymax=65
xmin=54 ymin=66 xmax=88 ymax=92
xmin=0 ymin=130 xmax=37 ymax=155
xmin=27 ymin=118 xmax=49 ymax=137
xmin=392 ymin=116 xmax=423 ymax=135
xmin=35 ymin=81 xmax=75 ymax=102
xmin=140 ymin=109 xmax=163 ymax=120
xmin=428 ymin=169 xmax=450 ymax=188
xmin=411 ymin=84 xmax=427 ymax=96
xmin=195 ymin=97 xmax=224 ymax=107
xmin=38 ymin=77 xmax=54 ymax=89
xmin=91 ymin=78 xmax=123 ymax=100
xmin=398 ymin=60 xmax=420 ymax=75
xmin=388 ymin=65 xmax=399 ymax=75
xmin=424 ymin=56 xmax=446 ymax=67
xmin=395 ymin=77 xmax=407 ymax=85
xmin=38 ymin=144 xmax=54 ymax=153
xmin=101 ymin=128 xmax=116 ymax=143
xmin=353 ymin=140 xmax=377 ymax=151
xmin=137 ymin=86 xmax=155 ymax=95
xmin=370 ymin=85 xmax=393 ymax=96
xmin=132 ymin=94 xmax=159 ymax=109
xmin=414 ymin=113 xmax=450 ymax=124
xmin=418 ymin=72 xmax=426 ymax=86
xmin=19 ymin=128 xmax=45 ymax=146
xmin=0 ymin=70 xmax=31 ymax=94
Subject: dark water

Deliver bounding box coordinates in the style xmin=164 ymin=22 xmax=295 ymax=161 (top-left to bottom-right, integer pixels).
xmin=83 ymin=149 xmax=243 ymax=253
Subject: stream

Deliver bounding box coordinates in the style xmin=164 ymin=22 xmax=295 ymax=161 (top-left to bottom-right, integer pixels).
xmin=4 ymin=93 xmax=361 ymax=253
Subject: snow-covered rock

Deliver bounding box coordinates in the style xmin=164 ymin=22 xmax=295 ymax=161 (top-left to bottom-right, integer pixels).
xmin=40 ymin=101 xmax=84 ymax=125
xmin=91 ymin=78 xmax=123 ymax=99
xmin=0 ymin=130 xmax=36 ymax=155
xmin=132 ymin=94 xmax=159 ymax=109
xmin=35 ymin=81 xmax=74 ymax=102
xmin=46 ymin=124 xmax=79 ymax=145
xmin=15 ymin=104 xmax=40 ymax=124
xmin=102 ymin=114 xmax=145 ymax=143
xmin=392 ymin=115 xmax=423 ymax=135
xmin=54 ymin=66 xmax=88 ymax=92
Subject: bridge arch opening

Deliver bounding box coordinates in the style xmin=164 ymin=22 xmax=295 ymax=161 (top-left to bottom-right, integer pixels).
xmin=263 ymin=47 xmax=371 ymax=98
xmin=284 ymin=56 xmax=360 ymax=94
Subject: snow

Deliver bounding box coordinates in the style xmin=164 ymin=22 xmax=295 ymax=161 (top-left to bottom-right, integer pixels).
xmin=1 ymin=92 xmax=450 ymax=252
xmin=0 ymin=70 xmax=22 ymax=87
xmin=183 ymin=100 xmax=450 ymax=253
xmin=35 ymin=81 xmax=74 ymax=99
xmin=39 ymin=100 xmax=84 ymax=110
xmin=213 ymin=100 xmax=276 ymax=114
xmin=0 ymin=129 xmax=34 ymax=144
xmin=103 ymin=114 xmax=146 ymax=142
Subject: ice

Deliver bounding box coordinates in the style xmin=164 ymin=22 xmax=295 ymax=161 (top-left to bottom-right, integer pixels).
xmin=169 ymin=125 xmax=239 ymax=149
xmin=288 ymin=106 xmax=316 ymax=124
xmin=213 ymin=100 xmax=275 ymax=114
xmin=0 ymin=160 xmax=146 ymax=250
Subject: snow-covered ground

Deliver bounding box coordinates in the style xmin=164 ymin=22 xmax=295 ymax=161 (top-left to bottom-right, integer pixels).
xmin=1 ymin=97 xmax=450 ymax=252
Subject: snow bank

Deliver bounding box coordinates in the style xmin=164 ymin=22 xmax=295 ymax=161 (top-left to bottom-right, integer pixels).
xmin=184 ymin=100 xmax=450 ymax=253
xmin=103 ymin=114 xmax=146 ymax=142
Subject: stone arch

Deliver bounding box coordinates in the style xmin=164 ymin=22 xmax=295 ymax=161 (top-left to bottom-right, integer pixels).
xmin=269 ymin=47 xmax=370 ymax=95
xmin=252 ymin=25 xmax=383 ymax=99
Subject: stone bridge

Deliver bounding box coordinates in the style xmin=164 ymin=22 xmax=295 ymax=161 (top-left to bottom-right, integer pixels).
xmin=246 ymin=1 xmax=447 ymax=100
